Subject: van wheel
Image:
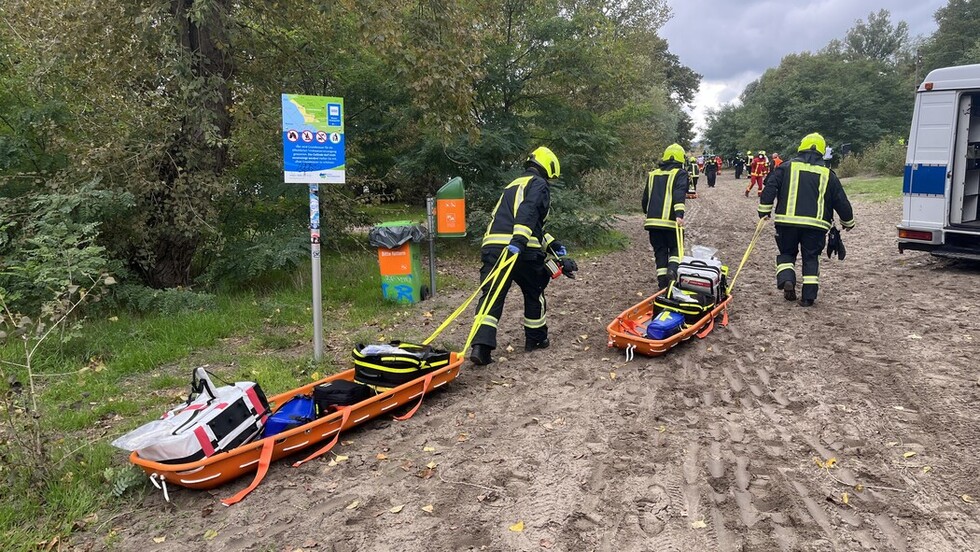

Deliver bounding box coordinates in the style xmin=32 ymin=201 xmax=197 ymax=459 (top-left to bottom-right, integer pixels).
xmin=421 ymin=285 xmax=431 ymax=300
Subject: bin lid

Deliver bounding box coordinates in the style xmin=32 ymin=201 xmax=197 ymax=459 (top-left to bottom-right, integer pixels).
xmin=369 ymin=221 xmax=427 ymax=248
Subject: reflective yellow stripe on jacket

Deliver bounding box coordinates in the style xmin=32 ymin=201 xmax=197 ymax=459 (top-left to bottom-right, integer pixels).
xmin=774 ymin=163 xmax=832 ymax=230
xmin=482 ymin=176 xmax=545 ymax=249
xmin=644 ymin=168 xmax=679 ymax=229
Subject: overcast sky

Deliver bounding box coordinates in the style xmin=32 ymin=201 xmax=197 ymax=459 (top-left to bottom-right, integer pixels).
xmin=661 ymin=0 xmax=947 ymax=137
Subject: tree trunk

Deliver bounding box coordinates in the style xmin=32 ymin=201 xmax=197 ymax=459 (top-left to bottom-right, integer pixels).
xmin=143 ymin=0 xmax=234 ymax=288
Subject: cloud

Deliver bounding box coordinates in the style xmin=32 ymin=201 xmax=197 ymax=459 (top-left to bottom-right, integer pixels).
xmin=662 ymin=0 xmax=945 ymax=136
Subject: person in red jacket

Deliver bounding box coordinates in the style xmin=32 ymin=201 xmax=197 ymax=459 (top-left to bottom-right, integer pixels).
xmin=714 ymin=155 xmax=722 ymax=174
xmin=745 ymin=152 xmax=768 ymax=197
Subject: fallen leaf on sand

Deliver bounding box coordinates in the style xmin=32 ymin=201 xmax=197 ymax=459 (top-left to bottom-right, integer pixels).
xmin=813 ymin=457 xmax=838 ymax=469
xmin=886 ymin=441 xmax=899 ymax=447
xmin=691 ymin=520 xmax=707 ymax=529
xmin=426 ymin=461 xmax=438 ymax=469
xmin=907 ymin=334 xmax=922 ymax=340
xmin=963 ymin=494 xmax=975 ymax=504
xmin=609 ymin=371 xmax=616 ymax=380
xmin=842 ymin=493 xmax=849 ymax=505
xmin=579 ymin=334 xmax=588 ymax=340
xmin=346 ymin=500 xmax=360 ymax=510
xmin=656 ymin=425 xmax=667 ymax=433
xmin=203 ymin=529 xmax=218 ymax=541
xmin=506 ymin=345 xmax=514 ymax=353
xmin=421 ymin=504 xmax=434 ymax=513
xmin=509 ymin=520 xmax=525 ymax=532
xmin=390 ymin=505 xmax=405 ymax=514
xmin=923 ymin=466 xmax=932 ymax=473
xmin=334 ymin=455 xmax=349 ymax=462
xmin=376 ymin=453 xmax=388 ymax=460
xmin=903 ymin=451 xmax=916 ymax=458
xmin=854 ymin=484 xmax=865 ymax=492
xmin=423 ymin=446 xmax=436 ymax=452
xmin=153 ymin=537 xmax=166 ymax=544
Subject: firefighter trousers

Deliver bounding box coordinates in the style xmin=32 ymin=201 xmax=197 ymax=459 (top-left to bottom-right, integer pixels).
xmin=735 ymin=165 xmax=743 ymax=179
xmin=648 ymin=229 xmax=680 ymax=290
xmin=774 ymin=225 xmax=826 ymax=302
xmin=747 ymin=176 xmax=764 ymax=194
xmin=473 ymin=247 xmax=550 ymax=350
xmin=706 ymin=172 xmax=717 ymax=187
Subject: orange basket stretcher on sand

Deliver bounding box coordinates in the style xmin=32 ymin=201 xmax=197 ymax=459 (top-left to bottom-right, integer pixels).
xmin=129 ymin=355 xmax=463 ymax=505
xmin=606 ymin=289 xmax=731 ymax=359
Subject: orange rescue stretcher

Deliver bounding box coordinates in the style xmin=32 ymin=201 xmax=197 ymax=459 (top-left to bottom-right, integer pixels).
xmin=606 ymin=289 xmax=731 ymax=359
xmin=129 ymin=354 xmax=463 ymax=505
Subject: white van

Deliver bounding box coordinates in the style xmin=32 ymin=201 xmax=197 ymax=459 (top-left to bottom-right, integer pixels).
xmin=898 ymin=63 xmax=980 ymax=260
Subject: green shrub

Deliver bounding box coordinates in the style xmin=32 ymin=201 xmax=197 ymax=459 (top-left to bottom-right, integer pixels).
xmin=111 ymin=284 xmax=217 ymax=315
xmin=580 ymin=167 xmax=644 ymax=212
xmin=836 ymin=154 xmax=863 ymax=178
xmin=861 ymin=136 xmax=906 ymax=176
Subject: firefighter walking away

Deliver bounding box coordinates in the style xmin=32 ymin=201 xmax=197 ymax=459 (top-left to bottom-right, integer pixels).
xmin=469 ymin=147 xmax=577 ymax=366
xmin=643 ymin=144 xmax=689 ymax=290
xmin=758 ymin=133 xmax=855 ymax=307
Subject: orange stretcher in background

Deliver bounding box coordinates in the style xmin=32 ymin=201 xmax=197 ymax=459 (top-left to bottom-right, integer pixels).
xmin=129 ymin=354 xmax=463 ymax=505
xmin=606 ymin=289 xmax=731 ymax=358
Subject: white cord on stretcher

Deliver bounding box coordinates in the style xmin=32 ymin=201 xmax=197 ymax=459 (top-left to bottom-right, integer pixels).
xmin=150 ymin=473 xmax=171 ymax=502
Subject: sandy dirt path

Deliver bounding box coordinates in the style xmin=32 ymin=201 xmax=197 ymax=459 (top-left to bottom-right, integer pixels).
xmin=86 ymin=170 xmax=980 ymax=552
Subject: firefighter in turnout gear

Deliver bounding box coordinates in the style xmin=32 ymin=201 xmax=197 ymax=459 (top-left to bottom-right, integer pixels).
xmin=746 ymin=151 xmax=768 ymax=197
xmin=643 ymin=144 xmax=690 ymax=289
xmin=469 ymin=146 xmax=574 ymax=366
xmin=687 ymin=156 xmax=700 ymax=194
xmin=758 ymin=133 xmax=855 ymax=307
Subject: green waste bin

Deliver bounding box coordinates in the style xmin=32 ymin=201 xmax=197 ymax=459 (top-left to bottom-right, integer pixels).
xmin=368 ymin=221 xmax=428 ymax=304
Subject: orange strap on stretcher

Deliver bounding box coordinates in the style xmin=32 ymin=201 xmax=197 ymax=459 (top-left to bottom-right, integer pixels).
xmin=393 ymin=373 xmax=434 ymax=422
xmin=221 ymin=438 xmax=275 ymax=506
xmin=291 ymin=406 xmax=353 ymax=468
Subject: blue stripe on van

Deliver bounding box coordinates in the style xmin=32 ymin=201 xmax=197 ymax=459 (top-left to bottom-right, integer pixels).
xmin=902 ymin=164 xmax=946 ymax=195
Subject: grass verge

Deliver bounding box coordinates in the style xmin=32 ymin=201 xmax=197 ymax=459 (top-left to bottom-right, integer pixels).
xmin=841 ymin=176 xmax=902 ymax=202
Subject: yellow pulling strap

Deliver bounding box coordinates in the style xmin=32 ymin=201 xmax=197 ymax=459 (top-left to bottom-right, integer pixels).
xmin=459 ymin=253 xmax=517 ymax=355
xmin=726 ymin=217 xmax=768 ymax=295
xmin=421 ymin=250 xmax=514 ymax=347
xmin=675 ymin=224 xmax=685 ymax=260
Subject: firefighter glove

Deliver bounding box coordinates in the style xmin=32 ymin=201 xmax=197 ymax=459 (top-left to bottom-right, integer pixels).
xmin=507 ymin=244 xmax=521 ymax=256
xmin=554 ymin=245 xmax=567 ymax=257
xmin=560 ymin=258 xmax=579 ymax=279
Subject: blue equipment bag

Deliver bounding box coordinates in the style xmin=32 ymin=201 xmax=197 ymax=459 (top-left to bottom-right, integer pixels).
xmin=645 ymin=311 xmax=685 ymax=340
xmin=262 ymin=395 xmax=316 ymax=438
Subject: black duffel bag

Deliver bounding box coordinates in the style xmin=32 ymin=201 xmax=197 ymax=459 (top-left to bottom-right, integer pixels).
xmin=313 ymin=380 xmax=376 ymax=417
xmin=352 ymin=341 xmax=451 ymax=389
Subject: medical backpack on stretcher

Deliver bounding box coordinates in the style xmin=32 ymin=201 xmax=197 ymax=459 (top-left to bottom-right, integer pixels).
xmin=353 ymin=341 xmax=452 ymax=389
xmin=111 ymin=367 xmax=270 ymax=464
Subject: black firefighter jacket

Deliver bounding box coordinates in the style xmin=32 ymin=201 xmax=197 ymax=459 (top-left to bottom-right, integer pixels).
xmin=481 ymin=168 xmax=554 ymax=252
xmin=642 ymin=161 xmax=689 ymax=230
xmin=758 ymin=151 xmax=856 ymax=231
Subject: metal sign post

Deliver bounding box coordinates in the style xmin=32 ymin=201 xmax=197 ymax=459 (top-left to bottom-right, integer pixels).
xmin=282 ymin=94 xmax=345 ymax=361
xmin=426 ymin=197 xmax=437 ymax=297
xmin=309 ymin=184 xmax=324 ymax=361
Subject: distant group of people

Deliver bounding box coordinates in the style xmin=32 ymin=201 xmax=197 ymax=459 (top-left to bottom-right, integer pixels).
xmin=469 ymin=133 xmax=856 ymax=365
xmin=686 ymin=153 xmax=723 ymax=194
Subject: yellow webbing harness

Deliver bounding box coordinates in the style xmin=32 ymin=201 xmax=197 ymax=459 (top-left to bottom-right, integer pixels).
xmin=421 ymin=249 xmax=518 ymax=356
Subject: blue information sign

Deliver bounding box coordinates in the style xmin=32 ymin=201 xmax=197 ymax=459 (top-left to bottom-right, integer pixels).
xmin=282 ymin=94 xmax=345 ymax=184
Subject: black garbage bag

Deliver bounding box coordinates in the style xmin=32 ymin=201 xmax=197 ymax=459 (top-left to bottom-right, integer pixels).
xmin=368 ymin=224 xmax=427 ymax=249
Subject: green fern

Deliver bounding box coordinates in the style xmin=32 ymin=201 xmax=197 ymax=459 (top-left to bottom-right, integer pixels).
xmin=103 ymin=466 xmax=145 ymax=497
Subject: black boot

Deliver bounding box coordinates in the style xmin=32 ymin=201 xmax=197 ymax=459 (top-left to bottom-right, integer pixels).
xmin=469 ymin=344 xmax=493 ymax=365
xmin=781 ymin=281 xmax=797 ymax=301
xmin=798 ymin=299 xmax=814 ymax=307
xmin=525 ymin=337 xmax=550 ymax=352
